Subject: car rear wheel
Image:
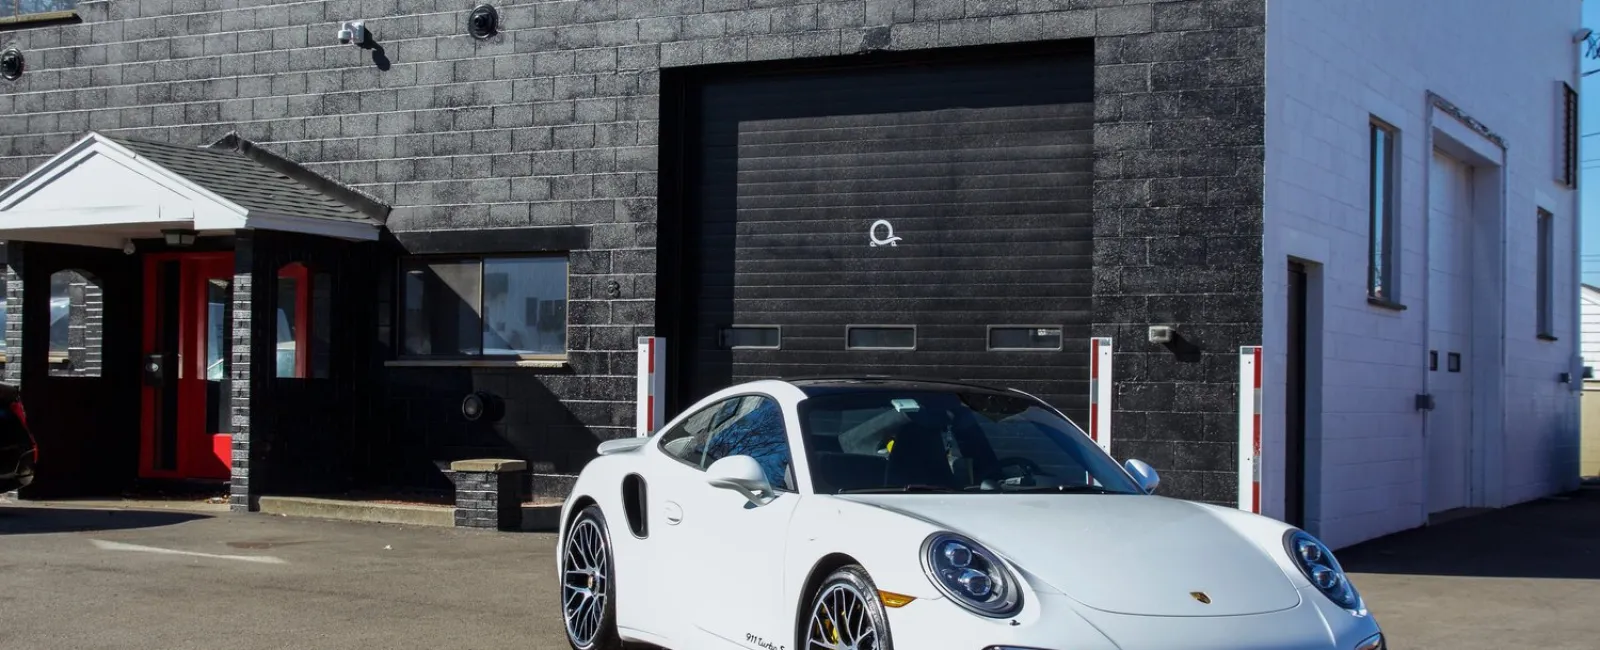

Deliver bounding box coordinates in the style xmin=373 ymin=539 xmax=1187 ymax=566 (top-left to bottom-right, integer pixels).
xmin=804 ymin=564 xmax=893 ymax=650
xmin=561 ymin=505 xmax=622 ymax=650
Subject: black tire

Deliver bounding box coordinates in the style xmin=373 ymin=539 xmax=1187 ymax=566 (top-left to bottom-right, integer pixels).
xmin=561 ymin=505 xmax=623 ymax=650
xmin=801 ymin=564 xmax=894 ymax=650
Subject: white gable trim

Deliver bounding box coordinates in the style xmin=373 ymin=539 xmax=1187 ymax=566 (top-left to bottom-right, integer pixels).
xmin=0 ymin=132 xmax=378 ymax=246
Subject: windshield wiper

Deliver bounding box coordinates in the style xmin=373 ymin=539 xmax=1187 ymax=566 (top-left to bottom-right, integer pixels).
xmin=836 ymin=484 xmax=962 ymax=494
xmin=999 ymin=484 xmax=1124 ymax=494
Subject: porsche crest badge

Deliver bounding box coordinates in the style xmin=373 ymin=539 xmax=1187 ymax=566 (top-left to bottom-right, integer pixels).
xmin=1190 ymin=591 xmax=1212 ymax=604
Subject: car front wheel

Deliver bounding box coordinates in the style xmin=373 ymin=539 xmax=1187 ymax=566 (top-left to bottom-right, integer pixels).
xmin=561 ymin=505 xmax=622 ymax=650
xmin=803 ymin=564 xmax=893 ymax=650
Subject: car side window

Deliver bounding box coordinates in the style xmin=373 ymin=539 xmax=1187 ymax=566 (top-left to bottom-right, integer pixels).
xmin=656 ymin=395 xmax=794 ymax=491
xmin=701 ymin=396 xmax=792 ymax=491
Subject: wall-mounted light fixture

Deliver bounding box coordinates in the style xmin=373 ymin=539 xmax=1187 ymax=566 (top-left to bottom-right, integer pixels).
xmin=337 ymin=20 xmax=368 ymax=47
xmin=162 ymin=229 xmax=197 ymax=247
xmin=0 ymin=48 xmax=23 ymax=81
xmin=468 ymin=5 xmax=499 ymax=39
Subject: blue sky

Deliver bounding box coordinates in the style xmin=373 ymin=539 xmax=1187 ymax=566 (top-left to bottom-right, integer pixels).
xmin=1583 ymin=1 xmax=1600 ymax=286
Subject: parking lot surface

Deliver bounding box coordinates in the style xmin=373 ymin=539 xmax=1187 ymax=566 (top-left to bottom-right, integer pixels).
xmin=0 ymin=502 xmax=566 ymax=650
xmin=3 ymin=488 xmax=1597 ymax=650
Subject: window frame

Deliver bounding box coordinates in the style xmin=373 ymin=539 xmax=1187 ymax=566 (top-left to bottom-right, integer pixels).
xmin=392 ymin=253 xmax=571 ymax=364
xmin=1536 ymin=207 xmax=1556 ymax=340
xmin=845 ymin=324 xmax=918 ymax=351
xmin=1561 ymin=82 xmax=1578 ymax=189
xmin=985 ymin=325 xmax=1066 ymax=352
xmin=0 ymin=1 xmax=79 ymax=26
xmin=655 ymin=392 xmax=796 ymax=492
xmin=1367 ymin=118 xmax=1401 ymax=308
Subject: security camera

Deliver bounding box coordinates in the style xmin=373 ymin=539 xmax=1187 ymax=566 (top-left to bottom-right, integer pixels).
xmin=337 ymin=20 xmax=366 ymax=46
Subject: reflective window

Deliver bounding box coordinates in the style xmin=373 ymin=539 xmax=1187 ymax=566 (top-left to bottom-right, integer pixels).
xmin=1368 ymin=119 xmax=1398 ymax=302
xmin=206 ymin=279 xmax=229 ymax=381
xmin=47 ymin=269 xmax=101 ymax=377
xmin=400 ymin=255 xmax=569 ymax=359
xmin=720 ymin=326 xmax=780 ymax=350
xmin=2 ymin=1 xmax=78 ymax=21
xmin=988 ymin=326 xmax=1063 ymax=351
xmin=658 ymin=395 xmax=793 ymax=490
xmin=846 ymin=325 xmax=915 ymax=350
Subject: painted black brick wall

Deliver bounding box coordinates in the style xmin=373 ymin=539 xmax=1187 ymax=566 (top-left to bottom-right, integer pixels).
xmin=0 ymin=0 xmax=1263 ymax=503
xmin=1092 ymin=0 xmax=1266 ymax=505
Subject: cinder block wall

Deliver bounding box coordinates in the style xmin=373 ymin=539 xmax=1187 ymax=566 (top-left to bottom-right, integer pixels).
xmin=0 ymin=0 xmax=1264 ymax=503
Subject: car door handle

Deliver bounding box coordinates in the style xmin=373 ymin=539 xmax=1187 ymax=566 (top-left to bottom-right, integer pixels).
xmin=663 ymin=501 xmax=683 ymax=525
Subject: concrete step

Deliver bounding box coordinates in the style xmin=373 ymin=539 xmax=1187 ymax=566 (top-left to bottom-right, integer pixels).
xmin=257 ymin=495 xmax=563 ymax=532
xmin=258 ymin=496 xmax=455 ymax=528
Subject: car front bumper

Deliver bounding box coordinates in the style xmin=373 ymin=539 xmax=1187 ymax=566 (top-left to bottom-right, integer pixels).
xmin=884 ymin=587 xmax=1384 ymax=650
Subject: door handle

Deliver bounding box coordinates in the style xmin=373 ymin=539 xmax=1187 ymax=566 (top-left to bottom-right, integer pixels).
xmin=663 ymin=501 xmax=683 ymax=525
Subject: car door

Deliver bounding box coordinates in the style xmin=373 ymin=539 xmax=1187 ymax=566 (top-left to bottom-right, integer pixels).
xmin=654 ymin=393 xmax=802 ymax=649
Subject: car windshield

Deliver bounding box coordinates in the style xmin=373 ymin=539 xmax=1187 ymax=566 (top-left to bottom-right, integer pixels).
xmin=797 ymin=387 xmax=1142 ymax=495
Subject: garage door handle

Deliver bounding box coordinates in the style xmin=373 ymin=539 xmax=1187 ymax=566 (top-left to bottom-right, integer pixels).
xmin=663 ymin=501 xmax=683 ymax=525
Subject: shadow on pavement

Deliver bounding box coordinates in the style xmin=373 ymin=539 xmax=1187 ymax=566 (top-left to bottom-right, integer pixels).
xmin=0 ymin=506 xmax=211 ymax=535
xmin=1337 ymin=486 xmax=1600 ymax=580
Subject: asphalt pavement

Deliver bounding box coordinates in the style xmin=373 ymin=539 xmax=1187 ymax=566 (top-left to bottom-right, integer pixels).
xmin=2 ymin=488 xmax=1598 ymax=650
xmin=0 ymin=501 xmax=567 ymax=650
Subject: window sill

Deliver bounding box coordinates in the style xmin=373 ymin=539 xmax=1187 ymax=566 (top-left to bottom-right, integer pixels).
xmin=1537 ymin=333 xmax=1559 ymax=342
xmin=1367 ymin=297 xmax=1407 ymax=312
xmin=385 ymin=358 xmax=569 ymax=369
xmin=0 ymin=10 xmax=78 ymax=27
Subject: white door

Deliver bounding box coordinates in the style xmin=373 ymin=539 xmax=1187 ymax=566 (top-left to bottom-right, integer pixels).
xmin=1426 ymin=149 xmax=1474 ymax=514
xmin=652 ymin=394 xmax=802 ymax=648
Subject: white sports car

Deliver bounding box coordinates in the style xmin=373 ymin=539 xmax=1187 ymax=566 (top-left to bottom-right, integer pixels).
xmin=556 ymin=377 xmax=1385 ymax=650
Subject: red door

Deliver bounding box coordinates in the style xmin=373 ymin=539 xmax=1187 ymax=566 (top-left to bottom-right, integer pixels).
xmin=139 ymin=253 xmax=234 ymax=480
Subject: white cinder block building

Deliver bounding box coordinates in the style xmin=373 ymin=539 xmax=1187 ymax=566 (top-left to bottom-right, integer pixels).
xmin=1260 ymin=0 xmax=1584 ymax=548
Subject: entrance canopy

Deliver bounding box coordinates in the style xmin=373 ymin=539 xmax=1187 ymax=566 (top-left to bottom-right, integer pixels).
xmin=0 ymin=132 xmax=387 ymax=248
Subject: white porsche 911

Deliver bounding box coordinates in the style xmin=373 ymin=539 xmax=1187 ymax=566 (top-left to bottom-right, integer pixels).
xmin=556 ymin=377 xmax=1385 ymax=650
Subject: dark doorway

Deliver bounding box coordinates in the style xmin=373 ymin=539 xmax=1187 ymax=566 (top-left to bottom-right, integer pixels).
xmin=1285 ymin=261 xmax=1309 ymax=528
xmin=15 ymin=243 xmax=141 ymax=499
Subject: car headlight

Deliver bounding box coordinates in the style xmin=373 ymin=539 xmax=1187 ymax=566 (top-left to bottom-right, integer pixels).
xmin=1283 ymin=529 xmax=1365 ymax=614
xmin=920 ymin=532 xmax=1023 ymax=618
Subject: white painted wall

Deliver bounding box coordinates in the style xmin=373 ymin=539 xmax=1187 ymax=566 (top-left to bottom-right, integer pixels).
xmin=1261 ymin=0 xmax=1583 ymax=549
xmin=1581 ymin=284 xmax=1600 ymax=364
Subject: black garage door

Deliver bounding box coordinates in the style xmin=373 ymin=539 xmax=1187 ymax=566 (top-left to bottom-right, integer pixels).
xmin=675 ymin=47 xmax=1094 ymax=425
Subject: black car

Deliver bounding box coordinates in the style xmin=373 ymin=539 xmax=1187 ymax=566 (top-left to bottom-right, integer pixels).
xmin=0 ymin=382 xmax=35 ymax=493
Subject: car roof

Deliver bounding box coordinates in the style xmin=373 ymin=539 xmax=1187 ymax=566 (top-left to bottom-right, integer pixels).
xmin=781 ymin=375 xmax=1028 ymax=399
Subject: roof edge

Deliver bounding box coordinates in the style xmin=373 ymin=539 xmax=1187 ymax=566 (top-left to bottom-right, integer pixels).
xmin=208 ymin=132 xmax=391 ymax=224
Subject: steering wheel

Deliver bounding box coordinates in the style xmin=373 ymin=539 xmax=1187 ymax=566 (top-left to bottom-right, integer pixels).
xmin=983 ymin=456 xmax=1047 ymax=485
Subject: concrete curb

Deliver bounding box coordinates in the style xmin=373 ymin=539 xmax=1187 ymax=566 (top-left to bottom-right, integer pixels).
xmin=259 ymin=496 xmax=455 ymax=528
xmin=257 ymin=496 xmax=562 ymax=532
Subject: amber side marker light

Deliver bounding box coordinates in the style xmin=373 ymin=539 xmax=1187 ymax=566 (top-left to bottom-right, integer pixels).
xmin=878 ymin=591 xmax=916 ymax=608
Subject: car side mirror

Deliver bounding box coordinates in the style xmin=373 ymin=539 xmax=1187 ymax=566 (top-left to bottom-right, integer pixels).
xmin=705 ymin=455 xmax=775 ymax=505
xmin=1124 ymin=459 xmax=1160 ymax=494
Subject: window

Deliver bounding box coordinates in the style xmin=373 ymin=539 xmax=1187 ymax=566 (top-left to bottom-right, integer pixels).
xmin=658 ymin=395 xmax=793 ymax=490
xmin=1537 ymin=208 xmax=1555 ymax=338
xmin=1562 ymin=83 xmax=1578 ymax=188
xmin=400 ymin=255 xmax=569 ymax=359
xmin=987 ymin=326 xmax=1064 ymax=351
xmin=719 ymin=326 xmax=781 ymax=350
xmin=0 ymin=1 xmax=77 ymax=23
xmin=47 ymin=269 xmax=102 ymax=378
xmin=846 ymin=325 xmax=916 ymax=350
xmin=1368 ymin=120 xmax=1399 ymax=303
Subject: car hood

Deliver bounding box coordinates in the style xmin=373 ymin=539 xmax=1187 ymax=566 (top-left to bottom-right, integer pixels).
xmin=834 ymin=493 xmax=1301 ymax=617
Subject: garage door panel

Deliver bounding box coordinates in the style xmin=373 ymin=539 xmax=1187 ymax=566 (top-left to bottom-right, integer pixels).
xmin=707 ymin=133 xmax=1093 ymax=161
xmin=717 ymin=145 xmax=1094 ymax=173
xmin=722 ymin=112 xmax=1095 ymax=144
xmin=683 ymin=50 xmax=1095 ymax=422
xmin=729 ymin=172 xmax=1096 ymax=197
